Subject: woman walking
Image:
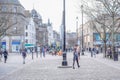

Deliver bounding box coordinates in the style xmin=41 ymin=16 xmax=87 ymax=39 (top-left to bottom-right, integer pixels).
xmin=73 ymin=44 xmax=80 ymax=69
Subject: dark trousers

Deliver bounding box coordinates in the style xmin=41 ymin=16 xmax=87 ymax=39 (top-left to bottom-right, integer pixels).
xmin=73 ymin=55 xmax=80 ymax=68
xmin=91 ymin=51 xmax=93 ymax=57
xmin=4 ymin=56 xmax=7 ymax=63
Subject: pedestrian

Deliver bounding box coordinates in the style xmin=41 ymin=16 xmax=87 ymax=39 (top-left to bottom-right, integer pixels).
xmin=42 ymin=47 xmax=45 ymax=57
xmin=0 ymin=49 xmax=2 ymax=61
xmin=22 ymin=49 xmax=27 ymax=64
xmin=40 ymin=47 xmax=42 ymax=57
xmin=92 ymin=47 xmax=96 ymax=58
xmin=73 ymin=44 xmax=80 ymax=69
xmin=19 ymin=48 xmax=22 ymax=54
xmin=90 ymin=47 xmax=93 ymax=57
xmin=3 ymin=49 xmax=8 ymax=63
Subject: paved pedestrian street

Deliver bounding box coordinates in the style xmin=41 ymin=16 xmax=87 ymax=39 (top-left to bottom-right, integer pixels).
xmin=0 ymin=53 xmax=120 ymax=80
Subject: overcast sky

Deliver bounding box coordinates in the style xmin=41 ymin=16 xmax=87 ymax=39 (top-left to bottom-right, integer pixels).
xmin=19 ymin=0 xmax=82 ymax=32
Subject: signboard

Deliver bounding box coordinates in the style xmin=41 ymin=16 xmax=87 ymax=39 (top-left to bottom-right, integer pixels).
xmin=25 ymin=44 xmax=34 ymax=47
xmin=93 ymin=33 xmax=110 ymax=41
xmin=12 ymin=41 xmax=20 ymax=45
xmin=2 ymin=42 xmax=6 ymax=49
xmin=93 ymin=33 xmax=101 ymax=41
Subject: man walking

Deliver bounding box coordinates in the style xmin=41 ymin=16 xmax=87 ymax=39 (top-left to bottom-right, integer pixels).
xmin=22 ymin=49 xmax=27 ymax=64
xmin=3 ymin=49 xmax=8 ymax=63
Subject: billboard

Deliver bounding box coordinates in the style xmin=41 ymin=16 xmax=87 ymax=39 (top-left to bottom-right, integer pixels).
xmin=93 ymin=33 xmax=110 ymax=41
xmin=93 ymin=33 xmax=120 ymax=45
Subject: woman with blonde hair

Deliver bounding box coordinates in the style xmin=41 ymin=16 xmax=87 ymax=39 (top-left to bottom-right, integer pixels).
xmin=73 ymin=44 xmax=80 ymax=69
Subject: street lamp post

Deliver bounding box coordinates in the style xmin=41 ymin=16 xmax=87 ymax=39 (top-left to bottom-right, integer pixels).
xmin=62 ymin=0 xmax=68 ymax=66
xmin=76 ymin=16 xmax=79 ymax=45
xmin=81 ymin=5 xmax=84 ymax=55
xmin=58 ymin=0 xmax=72 ymax=68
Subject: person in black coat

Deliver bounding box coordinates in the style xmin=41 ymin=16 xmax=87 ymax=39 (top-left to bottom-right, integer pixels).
xmin=22 ymin=49 xmax=27 ymax=64
xmin=0 ymin=49 xmax=3 ymax=61
xmin=3 ymin=49 xmax=8 ymax=63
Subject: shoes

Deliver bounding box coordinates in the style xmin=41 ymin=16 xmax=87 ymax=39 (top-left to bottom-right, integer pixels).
xmin=73 ymin=66 xmax=80 ymax=69
xmin=73 ymin=67 xmax=75 ymax=69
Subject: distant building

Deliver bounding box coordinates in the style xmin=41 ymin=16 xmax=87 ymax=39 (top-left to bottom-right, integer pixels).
xmin=47 ymin=19 xmax=54 ymax=46
xmin=25 ymin=17 xmax=36 ymax=48
xmin=53 ymin=30 xmax=60 ymax=48
xmin=31 ymin=8 xmax=52 ymax=47
xmin=66 ymin=32 xmax=77 ymax=48
xmin=0 ymin=0 xmax=55 ymax=52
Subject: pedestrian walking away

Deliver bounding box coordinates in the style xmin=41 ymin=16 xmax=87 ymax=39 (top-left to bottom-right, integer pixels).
xmin=73 ymin=44 xmax=80 ymax=69
xmin=93 ymin=47 xmax=96 ymax=58
xmin=42 ymin=46 xmax=46 ymax=57
xmin=3 ymin=49 xmax=8 ymax=63
xmin=22 ymin=49 xmax=27 ymax=64
xmin=0 ymin=49 xmax=3 ymax=61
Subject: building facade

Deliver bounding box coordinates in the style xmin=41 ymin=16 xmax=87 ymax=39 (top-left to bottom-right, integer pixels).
xmin=25 ymin=17 xmax=36 ymax=48
xmin=47 ymin=19 xmax=54 ymax=46
xmin=0 ymin=0 xmax=55 ymax=52
xmin=53 ymin=30 xmax=60 ymax=48
xmin=0 ymin=0 xmax=28 ymax=52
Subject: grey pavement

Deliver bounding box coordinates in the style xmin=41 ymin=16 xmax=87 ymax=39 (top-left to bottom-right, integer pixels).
xmin=86 ymin=51 xmax=120 ymax=70
xmin=0 ymin=53 xmax=40 ymax=79
xmin=0 ymin=52 xmax=120 ymax=80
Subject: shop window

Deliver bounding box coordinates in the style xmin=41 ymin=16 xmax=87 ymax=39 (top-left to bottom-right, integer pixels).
xmin=26 ymin=32 xmax=28 ymax=37
xmin=1 ymin=6 xmax=7 ymax=12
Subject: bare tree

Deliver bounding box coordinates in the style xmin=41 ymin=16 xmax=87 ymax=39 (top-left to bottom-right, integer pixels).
xmin=80 ymin=0 xmax=120 ymax=58
xmin=79 ymin=0 xmax=120 ymax=57
xmin=0 ymin=14 xmax=17 ymax=60
xmin=0 ymin=14 xmax=17 ymax=39
xmin=0 ymin=14 xmax=18 ymax=50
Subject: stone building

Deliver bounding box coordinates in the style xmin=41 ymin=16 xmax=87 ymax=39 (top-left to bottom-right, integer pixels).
xmin=47 ymin=19 xmax=53 ymax=46
xmin=0 ymin=0 xmax=27 ymax=52
xmin=31 ymin=9 xmax=49 ymax=46
xmin=53 ymin=30 xmax=60 ymax=48
xmin=78 ymin=21 xmax=94 ymax=49
xmin=0 ymin=0 xmax=55 ymax=52
xmin=24 ymin=10 xmax=36 ymax=49
xmin=66 ymin=32 xmax=76 ymax=49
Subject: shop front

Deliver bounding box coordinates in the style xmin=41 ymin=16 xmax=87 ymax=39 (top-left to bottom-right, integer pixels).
xmin=12 ymin=40 xmax=21 ymax=53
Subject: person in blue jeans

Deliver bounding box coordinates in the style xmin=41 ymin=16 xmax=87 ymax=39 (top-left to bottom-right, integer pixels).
xmin=73 ymin=45 xmax=80 ymax=69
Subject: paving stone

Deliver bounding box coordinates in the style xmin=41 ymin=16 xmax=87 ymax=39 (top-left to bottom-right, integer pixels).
xmin=0 ymin=52 xmax=120 ymax=80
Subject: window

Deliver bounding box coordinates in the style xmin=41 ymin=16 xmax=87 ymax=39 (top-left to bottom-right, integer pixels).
xmin=26 ymin=25 xmax=28 ymax=30
xmin=13 ymin=7 xmax=17 ymax=13
xmin=26 ymin=32 xmax=28 ymax=37
xmin=1 ymin=6 xmax=7 ymax=12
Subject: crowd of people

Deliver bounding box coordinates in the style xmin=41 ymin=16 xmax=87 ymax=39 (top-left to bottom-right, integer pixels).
xmin=0 ymin=45 xmax=106 ymax=69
